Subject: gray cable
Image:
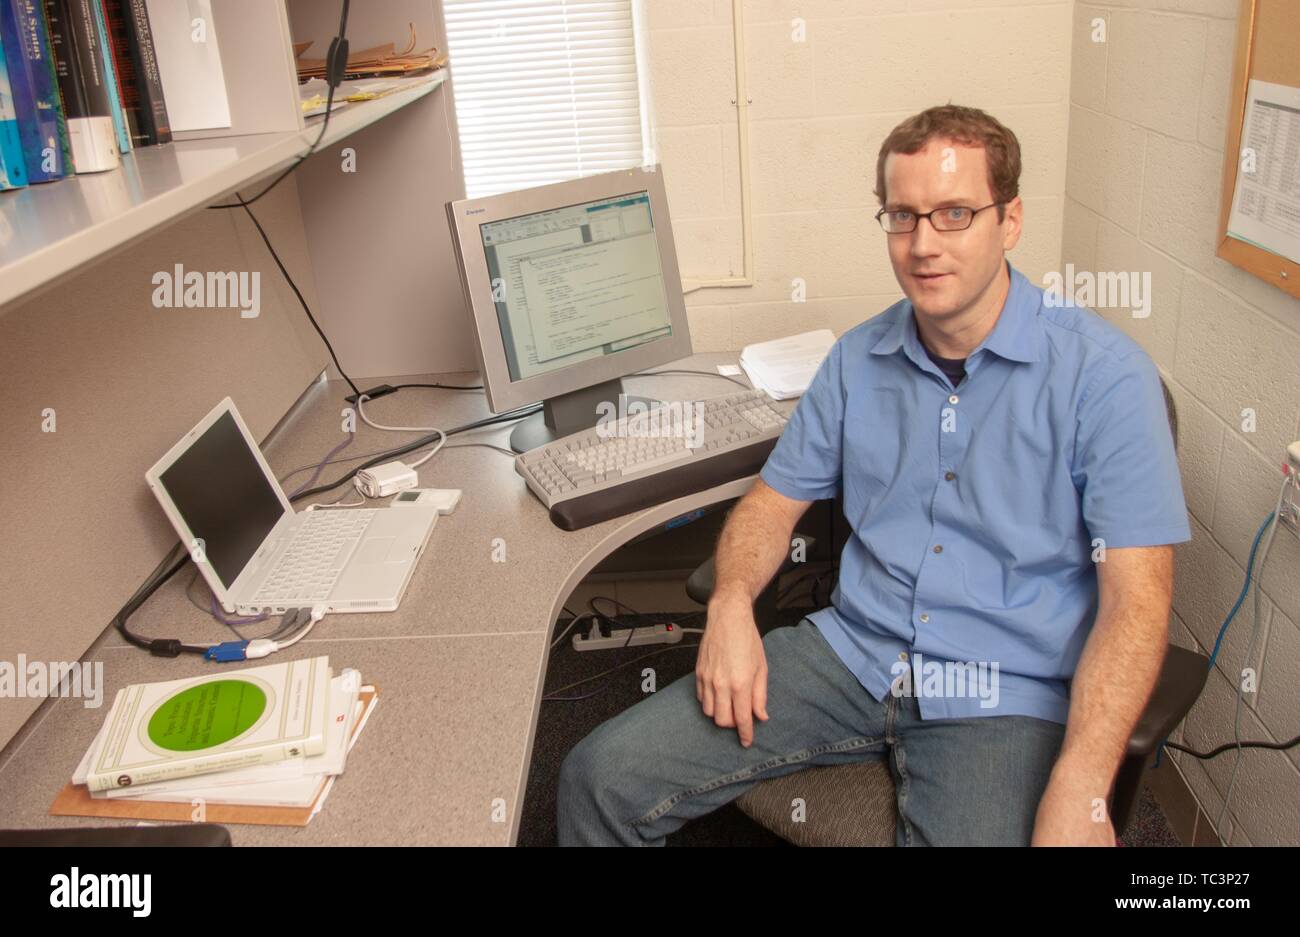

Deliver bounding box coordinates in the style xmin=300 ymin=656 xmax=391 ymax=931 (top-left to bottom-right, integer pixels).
xmin=277 ymin=371 xmax=748 ymax=488
xmin=635 ymin=367 xmax=751 ymax=389
xmin=278 ymin=435 xmax=517 ymax=489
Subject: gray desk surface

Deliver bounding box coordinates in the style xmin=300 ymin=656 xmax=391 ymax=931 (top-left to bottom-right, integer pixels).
xmin=0 ymin=352 xmax=790 ymax=845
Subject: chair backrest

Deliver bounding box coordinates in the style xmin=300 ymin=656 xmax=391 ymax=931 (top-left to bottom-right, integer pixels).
xmin=1159 ymin=375 xmax=1178 ymax=448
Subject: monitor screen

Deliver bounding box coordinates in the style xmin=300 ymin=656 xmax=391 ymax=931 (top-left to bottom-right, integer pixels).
xmin=478 ymin=190 xmax=674 ymax=382
xmin=157 ymin=411 xmax=286 ymax=590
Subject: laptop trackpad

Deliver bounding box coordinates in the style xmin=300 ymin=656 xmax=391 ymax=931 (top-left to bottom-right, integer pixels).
xmin=354 ymin=537 xmax=396 ymax=565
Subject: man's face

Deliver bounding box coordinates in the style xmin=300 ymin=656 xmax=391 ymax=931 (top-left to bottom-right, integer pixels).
xmin=880 ymin=140 xmax=1022 ymax=322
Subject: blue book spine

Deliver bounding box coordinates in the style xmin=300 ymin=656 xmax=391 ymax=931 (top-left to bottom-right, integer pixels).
xmin=89 ymin=0 xmax=127 ymax=153
xmin=0 ymin=27 xmax=31 ymax=188
xmin=0 ymin=0 xmax=65 ymax=181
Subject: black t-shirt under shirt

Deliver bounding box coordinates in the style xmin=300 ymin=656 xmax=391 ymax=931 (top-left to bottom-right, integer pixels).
xmin=922 ymin=343 xmax=967 ymax=389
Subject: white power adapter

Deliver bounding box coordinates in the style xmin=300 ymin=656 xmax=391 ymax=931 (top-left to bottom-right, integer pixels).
xmin=354 ymin=461 xmax=419 ymax=498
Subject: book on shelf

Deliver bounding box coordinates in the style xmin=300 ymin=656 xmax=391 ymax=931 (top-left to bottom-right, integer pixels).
xmin=88 ymin=0 xmax=130 ymax=153
xmin=102 ymin=0 xmax=168 ymax=145
xmin=41 ymin=0 xmax=119 ymax=173
xmin=0 ymin=13 xmax=31 ymax=189
xmin=79 ymin=656 xmax=332 ymax=793
xmin=142 ymin=0 xmax=229 ymax=133
xmin=0 ymin=0 xmax=68 ymax=182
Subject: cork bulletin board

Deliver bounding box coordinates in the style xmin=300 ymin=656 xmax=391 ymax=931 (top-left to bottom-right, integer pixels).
xmin=1215 ymin=0 xmax=1300 ymax=301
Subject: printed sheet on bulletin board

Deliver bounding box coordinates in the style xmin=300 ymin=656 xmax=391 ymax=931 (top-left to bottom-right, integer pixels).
xmin=1216 ymin=0 xmax=1300 ymax=300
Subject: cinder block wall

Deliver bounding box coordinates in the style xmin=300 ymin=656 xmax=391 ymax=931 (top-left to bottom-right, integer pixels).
xmin=642 ymin=0 xmax=1300 ymax=845
xmin=1063 ymin=0 xmax=1300 ymax=846
xmin=643 ymin=0 xmax=1073 ymax=349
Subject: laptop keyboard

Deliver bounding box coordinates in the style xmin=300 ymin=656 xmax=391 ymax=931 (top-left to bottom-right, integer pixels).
xmin=250 ymin=509 xmax=377 ymax=606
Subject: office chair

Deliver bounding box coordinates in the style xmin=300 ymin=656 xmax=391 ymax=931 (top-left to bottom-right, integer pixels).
xmin=686 ymin=376 xmax=1207 ymax=845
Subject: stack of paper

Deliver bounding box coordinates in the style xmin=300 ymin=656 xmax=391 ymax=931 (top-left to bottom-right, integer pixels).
xmin=64 ymin=658 xmax=376 ymax=823
xmin=295 ymin=29 xmax=448 ymax=81
xmin=739 ymin=329 xmax=836 ymax=400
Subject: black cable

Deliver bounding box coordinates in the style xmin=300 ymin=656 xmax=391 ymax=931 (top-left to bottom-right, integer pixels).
xmin=588 ymin=595 xmax=636 ymax=649
xmin=391 ymin=382 xmax=485 ymax=392
xmin=236 ymin=196 xmax=363 ymax=399
xmin=207 ymin=0 xmax=351 ymax=211
xmin=588 ymin=594 xmax=702 ymax=629
xmin=112 ymin=544 xmax=209 ymax=657
xmin=212 ymin=1 xmax=402 ymax=407
xmin=587 ymin=595 xmax=704 ymax=652
xmin=445 ymin=441 xmax=518 ymax=458
xmin=1162 ymin=734 xmax=1300 ymax=760
xmin=290 ymin=403 xmax=542 ymax=501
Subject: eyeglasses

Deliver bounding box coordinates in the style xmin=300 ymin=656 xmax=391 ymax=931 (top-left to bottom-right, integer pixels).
xmin=875 ymin=201 xmax=1005 ymax=234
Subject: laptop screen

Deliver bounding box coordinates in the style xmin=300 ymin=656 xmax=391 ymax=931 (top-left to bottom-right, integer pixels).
xmin=157 ymin=410 xmax=287 ymax=590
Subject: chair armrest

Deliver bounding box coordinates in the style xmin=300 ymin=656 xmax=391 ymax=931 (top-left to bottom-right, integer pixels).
xmin=1127 ymin=644 xmax=1209 ymax=755
xmin=685 ymin=536 xmax=818 ymax=606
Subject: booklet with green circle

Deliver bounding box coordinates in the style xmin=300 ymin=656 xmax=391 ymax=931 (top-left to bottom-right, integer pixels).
xmin=84 ymin=657 xmax=331 ymax=792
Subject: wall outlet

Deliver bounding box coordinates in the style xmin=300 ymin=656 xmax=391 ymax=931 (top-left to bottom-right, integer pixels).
xmin=1279 ymin=479 xmax=1300 ymax=539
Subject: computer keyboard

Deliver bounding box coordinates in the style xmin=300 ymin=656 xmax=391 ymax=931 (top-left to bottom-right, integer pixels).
xmin=516 ymin=389 xmax=789 ymax=530
xmin=251 ymin=508 xmax=377 ymax=604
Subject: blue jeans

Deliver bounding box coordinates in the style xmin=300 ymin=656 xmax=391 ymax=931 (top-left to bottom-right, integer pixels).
xmin=557 ymin=619 xmax=1066 ymax=845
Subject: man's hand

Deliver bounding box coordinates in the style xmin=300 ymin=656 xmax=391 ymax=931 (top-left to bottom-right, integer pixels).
xmin=1031 ymin=764 xmax=1117 ymax=846
xmin=696 ymin=591 xmax=769 ymax=747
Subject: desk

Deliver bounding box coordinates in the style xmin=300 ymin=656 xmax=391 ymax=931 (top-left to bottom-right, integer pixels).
xmin=0 ymin=353 xmax=790 ymax=845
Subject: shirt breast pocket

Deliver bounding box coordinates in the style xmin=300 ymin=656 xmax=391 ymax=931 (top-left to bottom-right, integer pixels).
xmin=842 ymin=386 xmax=906 ymax=509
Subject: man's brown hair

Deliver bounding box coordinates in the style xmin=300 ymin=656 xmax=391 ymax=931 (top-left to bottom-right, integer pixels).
xmin=874 ymin=104 xmax=1022 ymax=221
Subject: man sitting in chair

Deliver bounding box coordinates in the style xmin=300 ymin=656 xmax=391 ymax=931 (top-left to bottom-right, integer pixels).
xmin=557 ymin=104 xmax=1190 ymax=846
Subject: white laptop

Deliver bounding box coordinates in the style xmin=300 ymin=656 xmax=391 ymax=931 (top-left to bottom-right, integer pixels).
xmin=146 ymin=397 xmax=438 ymax=616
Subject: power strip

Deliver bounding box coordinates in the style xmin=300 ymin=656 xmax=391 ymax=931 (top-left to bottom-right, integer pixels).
xmin=572 ymin=622 xmax=685 ymax=651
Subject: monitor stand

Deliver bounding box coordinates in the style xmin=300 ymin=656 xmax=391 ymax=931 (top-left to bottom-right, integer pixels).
xmin=509 ymin=378 xmax=662 ymax=454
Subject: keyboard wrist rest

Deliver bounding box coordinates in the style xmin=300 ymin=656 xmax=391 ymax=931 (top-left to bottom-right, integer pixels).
xmin=548 ymin=437 xmax=778 ymax=531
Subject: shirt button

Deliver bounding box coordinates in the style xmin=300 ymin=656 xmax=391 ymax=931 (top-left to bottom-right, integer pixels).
xmin=944 ymin=471 xmax=956 ymax=481
xmin=948 ymin=394 xmax=959 ymax=404
xmin=933 ymin=544 xmax=943 ymax=554
xmin=899 ymin=651 xmax=909 ymax=661
xmin=919 ymin=613 xmax=930 ymax=623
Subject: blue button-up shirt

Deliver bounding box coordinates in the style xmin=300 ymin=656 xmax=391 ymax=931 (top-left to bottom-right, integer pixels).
xmin=759 ymin=263 xmax=1191 ymax=724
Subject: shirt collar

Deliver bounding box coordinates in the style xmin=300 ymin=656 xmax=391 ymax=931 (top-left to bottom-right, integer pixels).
xmin=870 ymin=262 xmax=1044 ymax=365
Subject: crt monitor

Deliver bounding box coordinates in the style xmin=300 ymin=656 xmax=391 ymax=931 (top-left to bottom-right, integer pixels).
xmin=446 ymin=166 xmax=692 ymax=452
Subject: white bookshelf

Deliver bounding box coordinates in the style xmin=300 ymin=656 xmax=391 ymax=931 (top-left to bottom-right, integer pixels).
xmin=0 ymin=0 xmax=462 ymax=321
xmin=0 ymin=74 xmax=445 ymax=312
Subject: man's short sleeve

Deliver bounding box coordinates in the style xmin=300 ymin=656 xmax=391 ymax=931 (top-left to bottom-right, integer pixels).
xmin=1073 ymin=351 xmax=1191 ymax=549
xmin=759 ymin=338 xmax=845 ymax=502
